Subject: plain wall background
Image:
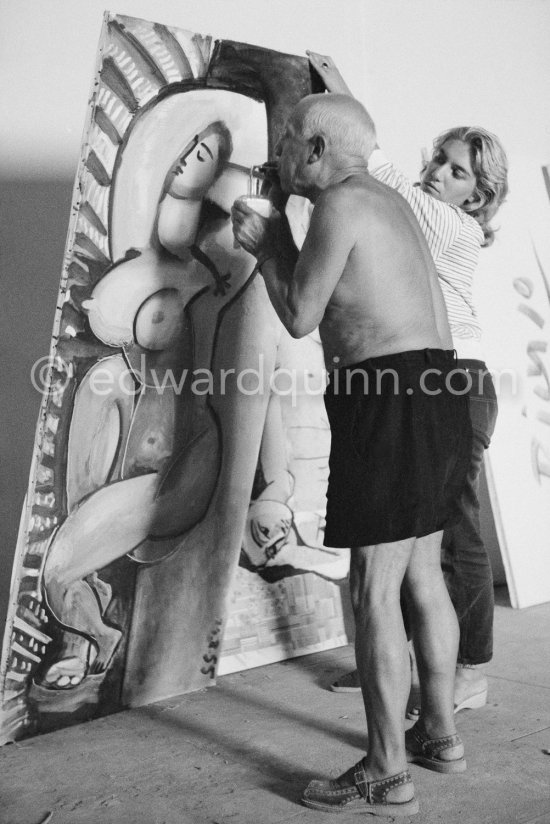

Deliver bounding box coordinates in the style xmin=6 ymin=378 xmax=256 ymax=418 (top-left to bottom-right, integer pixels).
xmin=1 ymin=0 xmax=550 ymax=624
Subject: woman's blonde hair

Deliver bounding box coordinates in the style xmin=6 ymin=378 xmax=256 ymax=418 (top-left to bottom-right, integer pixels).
xmin=431 ymin=126 xmax=509 ymax=247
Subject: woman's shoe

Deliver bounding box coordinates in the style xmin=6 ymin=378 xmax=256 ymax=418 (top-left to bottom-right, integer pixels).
xmin=454 ymin=686 xmax=488 ymax=713
xmin=407 ymin=666 xmax=489 ymax=719
xmin=454 ymin=666 xmax=488 ymax=712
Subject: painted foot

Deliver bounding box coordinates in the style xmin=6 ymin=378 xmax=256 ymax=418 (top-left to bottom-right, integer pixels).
xmin=40 ymin=623 xmax=121 ymax=688
xmin=89 ymin=624 xmax=122 ymax=673
xmin=41 ymin=655 xmax=89 ymax=689
xmin=40 ymin=629 xmax=92 ymax=689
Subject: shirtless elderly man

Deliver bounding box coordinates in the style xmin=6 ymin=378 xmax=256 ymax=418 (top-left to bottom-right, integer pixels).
xmin=231 ymin=93 xmax=471 ymax=817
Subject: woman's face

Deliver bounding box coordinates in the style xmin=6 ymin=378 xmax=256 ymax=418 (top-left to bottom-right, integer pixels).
xmin=420 ymin=139 xmax=478 ymax=207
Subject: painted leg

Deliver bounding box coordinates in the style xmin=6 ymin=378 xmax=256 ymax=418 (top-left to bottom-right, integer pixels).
xmin=42 ymin=577 xmax=121 ymax=686
xmin=41 ymin=474 xmax=158 ymax=685
xmin=41 ymin=574 xmax=114 ymax=688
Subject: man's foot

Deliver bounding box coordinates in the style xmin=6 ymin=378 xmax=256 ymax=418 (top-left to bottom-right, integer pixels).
xmin=329 ymin=669 xmax=361 ymax=692
xmin=405 ymin=722 xmax=466 ymax=773
xmin=302 ymin=759 xmax=419 ymax=816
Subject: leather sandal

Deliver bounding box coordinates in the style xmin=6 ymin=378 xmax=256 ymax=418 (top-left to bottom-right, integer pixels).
xmin=302 ymin=759 xmax=419 ymax=816
xmin=405 ymin=722 xmax=466 ymax=773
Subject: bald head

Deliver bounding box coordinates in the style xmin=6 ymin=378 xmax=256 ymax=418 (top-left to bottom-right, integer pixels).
xmin=292 ymin=93 xmax=377 ymax=163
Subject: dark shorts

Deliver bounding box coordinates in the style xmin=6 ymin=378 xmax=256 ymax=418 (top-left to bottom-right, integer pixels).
xmin=323 ymin=349 xmax=472 ymax=547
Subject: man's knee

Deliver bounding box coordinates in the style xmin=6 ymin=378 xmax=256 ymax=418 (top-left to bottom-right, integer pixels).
xmin=406 ymin=532 xmax=444 ymax=581
xmin=406 ymin=559 xmax=444 ymax=597
xmin=349 ymin=544 xmax=410 ymax=620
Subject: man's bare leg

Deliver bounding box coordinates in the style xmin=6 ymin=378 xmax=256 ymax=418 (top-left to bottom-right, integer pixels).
xmin=302 ymin=537 xmax=420 ymax=815
xmin=403 ymin=531 xmax=465 ymax=770
xmin=404 ymin=531 xmax=458 ymax=735
xmin=350 ymin=538 xmax=414 ymax=782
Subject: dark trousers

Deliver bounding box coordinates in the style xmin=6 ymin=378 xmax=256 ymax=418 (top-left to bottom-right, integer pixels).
xmin=402 ymin=359 xmax=498 ymax=664
xmin=441 ymin=359 xmax=498 ymax=665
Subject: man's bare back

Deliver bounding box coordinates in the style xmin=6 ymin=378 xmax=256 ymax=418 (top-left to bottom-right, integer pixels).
xmin=312 ymin=174 xmax=452 ymax=368
xmin=231 ymin=91 xmax=451 ymax=368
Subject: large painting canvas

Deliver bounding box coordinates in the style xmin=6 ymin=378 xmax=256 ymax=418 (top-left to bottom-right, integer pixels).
xmin=0 ymin=13 xmax=351 ymax=744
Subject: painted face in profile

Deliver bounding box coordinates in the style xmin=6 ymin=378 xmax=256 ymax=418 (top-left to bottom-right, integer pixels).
xmin=157 ymin=122 xmax=233 ymax=255
xmin=165 ymin=132 xmax=224 ymax=200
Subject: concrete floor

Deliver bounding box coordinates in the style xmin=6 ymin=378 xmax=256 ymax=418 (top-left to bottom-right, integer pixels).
xmin=1 ymin=586 xmax=549 ymax=824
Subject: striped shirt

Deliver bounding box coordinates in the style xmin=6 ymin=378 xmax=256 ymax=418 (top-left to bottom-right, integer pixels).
xmin=368 ymin=149 xmax=485 ymax=358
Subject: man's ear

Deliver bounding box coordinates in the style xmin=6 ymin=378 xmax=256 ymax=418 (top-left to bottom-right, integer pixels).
xmin=308 ymin=135 xmax=325 ymax=164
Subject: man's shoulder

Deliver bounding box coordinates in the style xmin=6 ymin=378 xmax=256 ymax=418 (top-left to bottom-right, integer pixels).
xmin=314 ymin=180 xmax=363 ymax=221
xmin=320 ymin=174 xmax=381 ymax=209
